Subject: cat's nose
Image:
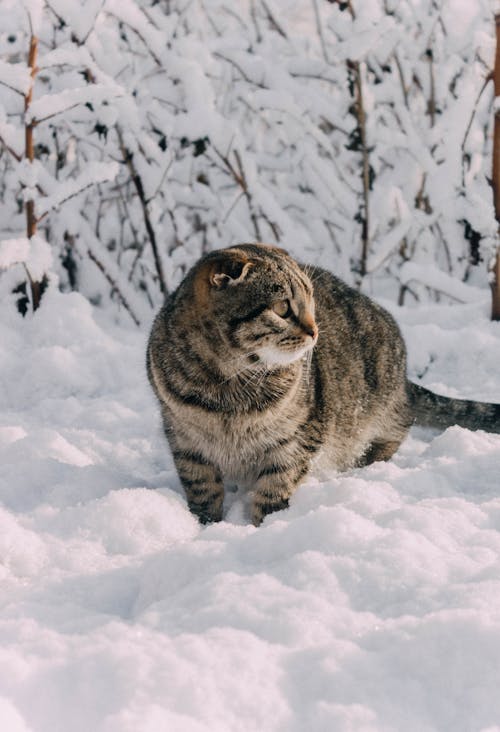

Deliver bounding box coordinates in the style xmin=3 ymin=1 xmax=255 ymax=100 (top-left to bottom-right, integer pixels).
xmin=301 ymin=315 xmax=318 ymax=339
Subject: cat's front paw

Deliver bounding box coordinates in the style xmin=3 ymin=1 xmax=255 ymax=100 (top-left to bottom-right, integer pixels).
xmin=188 ymin=497 xmax=223 ymax=525
xmin=251 ymin=496 xmax=289 ymax=526
xmin=193 ymin=508 xmax=223 ymax=524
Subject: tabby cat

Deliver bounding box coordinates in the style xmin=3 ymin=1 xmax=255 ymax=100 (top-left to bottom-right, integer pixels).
xmin=147 ymin=243 xmax=500 ymax=525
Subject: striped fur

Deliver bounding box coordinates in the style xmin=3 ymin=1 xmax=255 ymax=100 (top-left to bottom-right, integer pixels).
xmin=147 ymin=243 xmax=500 ymax=525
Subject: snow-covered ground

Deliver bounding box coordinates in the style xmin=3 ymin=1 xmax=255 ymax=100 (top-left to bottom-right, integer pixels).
xmin=2 ymin=287 xmax=500 ymax=732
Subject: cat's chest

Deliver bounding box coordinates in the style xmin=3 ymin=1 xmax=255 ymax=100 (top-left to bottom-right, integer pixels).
xmin=176 ymin=407 xmax=298 ymax=477
xmin=193 ymin=411 xmax=277 ymax=466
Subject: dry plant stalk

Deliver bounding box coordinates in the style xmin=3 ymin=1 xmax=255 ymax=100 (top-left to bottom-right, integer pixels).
xmin=24 ymin=34 xmax=46 ymax=310
xmin=349 ymin=59 xmax=370 ymax=280
xmin=492 ymin=13 xmax=500 ymax=320
xmin=116 ymin=125 xmax=168 ymax=297
xmin=341 ymin=0 xmax=370 ymax=281
xmin=86 ymin=247 xmax=141 ymax=326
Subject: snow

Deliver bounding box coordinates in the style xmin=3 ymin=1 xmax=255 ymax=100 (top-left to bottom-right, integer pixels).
xmin=400 ymin=262 xmax=487 ymax=304
xmin=0 ymin=59 xmax=31 ymax=96
xmin=27 ymin=84 xmax=124 ymax=124
xmin=21 ymin=0 xmax=44 ymax=36
xmin=36 ymin=162 xmax=119 ymax=217
xmin=0 ymin=236 xmax=52 ymax=281
xmin=1 ymin=287 xmax=500 ymax=732
xmin=1 ymin=1 xmax=500 ymax=728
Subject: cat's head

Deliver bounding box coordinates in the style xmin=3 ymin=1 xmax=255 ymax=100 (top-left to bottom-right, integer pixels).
xmin=188 ymin=243 xmax=318 ymax=368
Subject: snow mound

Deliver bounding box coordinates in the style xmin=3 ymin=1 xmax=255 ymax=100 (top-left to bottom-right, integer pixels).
xmin=1 ymin=292 xmax=500 ymax=731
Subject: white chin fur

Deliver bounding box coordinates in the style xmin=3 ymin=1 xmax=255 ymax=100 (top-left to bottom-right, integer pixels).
xmin=258 ymin=343 xmax=313 ymax=367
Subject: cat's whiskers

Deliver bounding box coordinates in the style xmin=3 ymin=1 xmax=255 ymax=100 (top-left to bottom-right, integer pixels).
xmin=302 ymin=263 xmax=313 ymax=280
xmin=240 ymin=364 xmax=268 ymax=393
xmin=308 ymin=269 xmax=327 ymax=286
xmin=304 ymin=349 xmax=313 ymax=385
xmin=255 ymin=366 xmax=272 ymax=391
xmin=217 ymin=352 xmax=262 ymax=385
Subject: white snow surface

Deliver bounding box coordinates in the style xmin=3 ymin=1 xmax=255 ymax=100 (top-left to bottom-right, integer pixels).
xmin=0 ymin=236 xmax=52 ymax=281
xmin=2 ymin=288 xmax=500 ymax=732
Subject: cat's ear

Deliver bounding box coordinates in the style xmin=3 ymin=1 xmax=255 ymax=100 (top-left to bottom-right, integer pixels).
xmin=209 ymin=254 xmax=253 ymax=289
xmin=193 ymin=250 xmax=254 ymax=305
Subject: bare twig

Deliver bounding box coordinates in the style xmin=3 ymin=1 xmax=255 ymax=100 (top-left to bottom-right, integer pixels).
xmin=80 ymin=0 xmax=106 ymax=45
xmin=116 ymin=124 xmax=167 ymax=296
xmin=462 ymin=72 xmax=492 ymax=150
xmin=426 ymin=49 xmax=436 ymax=127
xmin=491 ymin=13 xmax=500 ymax=320
xmin=334 ymin=0 xmax=370 ymax=279
xmin=461 ymin=73 xmax=493 ymax=187
xmin=261 ymin=0 xmax=288 ymax=39
xmin=114 ymin=190 xmax=143 ymax=280
xmin=0 ymin=79 xmax=26 ymax=96
xmin=105 ymin=12 xmax=162 ymax=66
xmin=31 ymin=97 xmax=117 ymax=125
xmin=234 ymin=149 xmax=262 ymax=240
xmin=213 ymin=52 xmax=265 ymax=87
xmin=311 ymin=0 xmax=329 ymax=63
xmin=213 ymin=146 xmax=262 ymax=240
xmin=0 ymin=133 xmax=22 ymax=162
xmin=249 ymin=0 xmax=262 ymax=42
xmin=150 ymin=155 xmax=174 ymax=201
xmin=36 ymin=180 xmax=101 ymax=221
xmin=87 ymin=247 xmax=141 ymax=325
xmin=393 ymin=52 xmax=409 ymax=110
xmin=25 ymin=35 xmax=37 ymax=240
xmin=435 ymin=222 xmax=452 ymax=273
xmin=44 ymin=1 xmax=66 ymax=31
xmin=415 ymin=174 xmax=432 ymax=215
xmin=166 ymin=208 xmax=184 ymax=256
xmin=348 ymin=59 xmax=370 ymax=280
xmin=22 ymin=33 xmax=48 ymax=311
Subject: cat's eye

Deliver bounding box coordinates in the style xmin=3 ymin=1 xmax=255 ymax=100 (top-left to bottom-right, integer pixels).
xmin=272 ymin=300 xmax=292 ymax=318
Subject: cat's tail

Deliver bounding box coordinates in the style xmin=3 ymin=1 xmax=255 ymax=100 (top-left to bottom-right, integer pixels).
xmin=407 ymin=381 xmax=500 ymax=434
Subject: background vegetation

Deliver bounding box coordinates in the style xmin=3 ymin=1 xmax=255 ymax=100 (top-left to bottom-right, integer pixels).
xmin=0 ymin=0 xmax=497 ymax=323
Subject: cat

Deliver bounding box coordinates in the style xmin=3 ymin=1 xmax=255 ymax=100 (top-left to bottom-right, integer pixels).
xmin=147 ymin=243 xmax=500 ymax=526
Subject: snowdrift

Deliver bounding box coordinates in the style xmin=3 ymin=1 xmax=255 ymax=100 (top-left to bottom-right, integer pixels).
xmin=1 ymin=289 xmax=500 ymax=732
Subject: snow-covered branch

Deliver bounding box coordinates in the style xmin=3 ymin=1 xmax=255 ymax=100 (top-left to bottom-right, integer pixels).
xmin=0 ymin=0 xmax=497 ymax=318
xmin=27 ymin=84 xmax=124 ymax=124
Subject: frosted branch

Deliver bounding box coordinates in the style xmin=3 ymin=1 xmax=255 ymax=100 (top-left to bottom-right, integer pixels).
xmin=36 ymin=162 xmax=119 ymax=218
xmin=26 ymin=84 xmax=124 ymax=124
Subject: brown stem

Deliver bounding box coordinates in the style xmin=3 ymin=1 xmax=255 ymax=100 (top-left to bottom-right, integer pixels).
xmin=25 ymin=35 xmax=37 ymax=239
xmin=348 ymin=59 xmax=370 ymax=280
xmin=340 ymin=2 xmax=370 ymax=280
xmin=24 ymin=34 xmax=46 ymax=311
xmin=415 ymin=173 xmax=432 ymax=214
xmin=214 ymin=146 xmax=262 ymax=240
xmin=106 ymin=12 xmax=162 ymax=66
xmin=491 ymin=14 xmax=500 ymax=321
xmin=426 ymin=49 xmax=436 ymax=127
xmin=233 ymin=149 xmax=262 ymax=241
xmin=87 ymin=248 xmax=141 ymax=326
xmin=492 ymin=248 xmax=500 ymax=321
xmin=461 ymin=73 xmax=492 ymax=187
xmin=0 ymin=133 xmax=22 ymax=162
xmin=116 ymin=125 xmax=167 ymax=296
xmin=261 ymin=0 xmax=287 ymax=39
xmin=393 ymin=52 xmax=409 ymax=110
xmin=312 ymin=0 xmax=328 ymax=63
xmin=0 ymin=79 xmax=25 ymax=96
xmin=493 ymin=17 xmax=500 ymax=221
xmin=213 ymin=52 xmax=265 ymax=88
